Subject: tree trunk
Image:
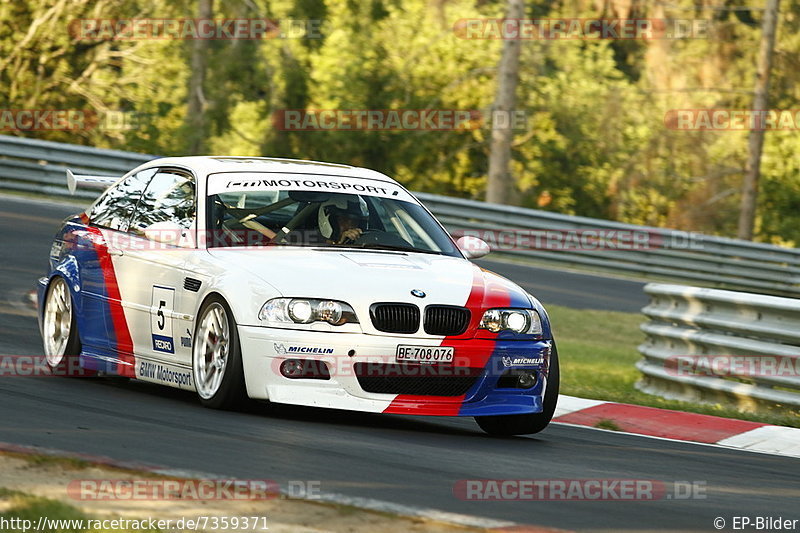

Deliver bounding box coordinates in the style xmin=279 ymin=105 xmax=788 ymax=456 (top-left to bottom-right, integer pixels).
xmin=486 ymin=0 xmax=524 ymax=205
xmin=186 ymin=0 xmax=213 ymax=154
xmin=737 ymin=0 xmax=780 ymax=240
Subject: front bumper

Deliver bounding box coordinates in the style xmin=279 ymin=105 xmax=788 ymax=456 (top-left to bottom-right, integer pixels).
xmin=238 ymin=325 xmax=552 ymax=417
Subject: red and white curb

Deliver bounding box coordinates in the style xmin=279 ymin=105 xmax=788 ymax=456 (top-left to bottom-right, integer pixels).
xmin=554 ymin=395 xmax=800 ymax=459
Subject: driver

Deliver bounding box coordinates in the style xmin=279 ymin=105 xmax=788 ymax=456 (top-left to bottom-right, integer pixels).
xmin=318 ymin=196 xmax=368 ymax=244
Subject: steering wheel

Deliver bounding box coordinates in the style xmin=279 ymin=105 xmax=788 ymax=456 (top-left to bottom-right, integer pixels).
xmin=348 ymin=229 xmax=384 ymax=246
xmin=349 ymin=229 xmax=414 ymax=247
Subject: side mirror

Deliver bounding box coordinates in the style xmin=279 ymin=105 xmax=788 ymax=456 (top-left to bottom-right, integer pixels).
xmin=141 ymin=221 xmax=187 ymax=245
xmin=456 ymin=235 xmax=491 ymax=259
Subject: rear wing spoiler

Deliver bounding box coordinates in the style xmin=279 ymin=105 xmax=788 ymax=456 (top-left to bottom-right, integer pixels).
xmin=66 ymin=169 xmax=119 ymax=195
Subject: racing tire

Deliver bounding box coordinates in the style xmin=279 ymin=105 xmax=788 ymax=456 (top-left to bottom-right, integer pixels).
xmin=42 ymin=276 xmax=85 ymax=377
xmin=475 ymin=343 xmax=560 ymax=436
xmin=192 ymin=295 xmax=247 ymax=410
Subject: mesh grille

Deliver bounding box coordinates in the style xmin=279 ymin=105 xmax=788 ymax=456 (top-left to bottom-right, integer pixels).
xmin=370 ymin=303 xmax=420 ymax=334
xmin=183 ymin=277 xmax=202 ymax=292
xmin=354 ymin=363 xmax=483 ymax=396
xmin=424 ymin=306 xmax=470 ymax=336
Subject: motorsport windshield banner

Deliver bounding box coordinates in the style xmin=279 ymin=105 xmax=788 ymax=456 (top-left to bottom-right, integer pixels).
xmin=207 ymin=172 xmax=416 ymax=202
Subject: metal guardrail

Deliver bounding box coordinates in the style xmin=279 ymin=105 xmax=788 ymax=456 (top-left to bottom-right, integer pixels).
xmin=418 ymin=193 xmax=800 ymax=297
xmin=0 ymin=135 xmax=152 ymax=200
xmin=637 ymin=283 xmax=800 ymax=410
xmin=1 ymin=134 xmax=799 ymax=295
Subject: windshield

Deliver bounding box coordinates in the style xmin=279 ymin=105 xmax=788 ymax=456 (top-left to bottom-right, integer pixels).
xmin=206 ymin=184 xmax=461 ymax=257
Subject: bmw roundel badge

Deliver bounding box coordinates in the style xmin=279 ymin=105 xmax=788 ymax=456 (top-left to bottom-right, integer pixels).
xmin=410 ymin=289 xmax=426 ymax=298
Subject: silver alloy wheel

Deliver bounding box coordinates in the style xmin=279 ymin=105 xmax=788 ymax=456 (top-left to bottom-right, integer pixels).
xmin=43 ymin=277 xmax=72 ymax=367
xmin=193 ymin=302 xmax=230 ymax=399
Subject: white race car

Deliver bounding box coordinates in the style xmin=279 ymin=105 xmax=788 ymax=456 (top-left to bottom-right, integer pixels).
xmin=38 ymin=157 xmax=558 ymax=435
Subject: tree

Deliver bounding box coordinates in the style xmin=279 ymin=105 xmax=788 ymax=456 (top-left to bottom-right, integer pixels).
xmin=486 ymin=0 xmax=524 ymax=205
xmin=185 ymin=0 xmax=213 ymax=154
xmin=737 ymin=0 xmax=780 ymax=240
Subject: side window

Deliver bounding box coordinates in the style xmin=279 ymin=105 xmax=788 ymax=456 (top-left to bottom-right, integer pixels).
xmin=128 ymin=169 xmax=196 ymax=234
xmin=88 ymin=168 xmax=156 ymax=231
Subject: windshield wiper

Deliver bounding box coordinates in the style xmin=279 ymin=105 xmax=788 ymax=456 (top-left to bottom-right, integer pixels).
xmin=353 ymin=243 xmax=445 ymax=255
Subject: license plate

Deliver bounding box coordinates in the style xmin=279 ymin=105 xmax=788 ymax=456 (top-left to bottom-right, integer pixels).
xmin=396 ymin=345 xmax=454 ymax=363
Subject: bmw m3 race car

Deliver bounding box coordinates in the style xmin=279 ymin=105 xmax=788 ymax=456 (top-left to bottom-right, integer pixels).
xmin=38 ymin=157 xmax=559 ymax=435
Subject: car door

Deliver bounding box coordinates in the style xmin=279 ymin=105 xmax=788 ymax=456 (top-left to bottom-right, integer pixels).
xmin=110 ymin=168 xmax=198 ymax=383
xmin=80 ymin=167 xmax=156 ymax=367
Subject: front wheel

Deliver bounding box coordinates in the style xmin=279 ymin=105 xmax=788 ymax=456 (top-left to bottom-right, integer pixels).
xmin=42 ymin=276 xmax=82 ymax=376
xmin=192 ymin=296 xmax=247 ymax=409
xmin=475 ymin=343 xmax=560 ymax=436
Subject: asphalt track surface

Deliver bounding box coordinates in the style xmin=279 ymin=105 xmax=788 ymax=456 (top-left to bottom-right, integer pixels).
xmin=0 ymin=195 xmax=797 ymax=532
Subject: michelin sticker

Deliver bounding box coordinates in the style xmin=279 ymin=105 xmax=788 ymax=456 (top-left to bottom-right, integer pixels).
xmin=502 ymin=356 xmax=544 ymax=367
xmin=274 ymin=343 xmax=334 ymax=355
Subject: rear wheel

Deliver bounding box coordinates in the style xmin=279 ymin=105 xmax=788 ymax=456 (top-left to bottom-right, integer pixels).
xmin=42 ymin=277 xmax=82 ymax=376
xmin=475 ymin=343 xmax=560 ymax=436
xmin=192 ymin=296 xmax=246 ymax=409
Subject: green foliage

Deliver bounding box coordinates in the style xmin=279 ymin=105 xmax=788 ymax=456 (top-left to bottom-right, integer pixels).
xmin=1 ymin=0 xmax=799 ymax=245
xmin=0 ymin=490 xmax=162 ymax=532
xmin=1 ymin=496 xmax=89 ymax=533
xmin=594 ymin=419 xmax=622 ymax=431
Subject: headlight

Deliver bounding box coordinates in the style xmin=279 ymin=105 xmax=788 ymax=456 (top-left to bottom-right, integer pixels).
xmin=259 ymin=298 xmax=358 ymax=326
xmin=479 ymin=308 xmax=542 ymax=335
xmin=288 ymin=300 xmax=313 ymax=323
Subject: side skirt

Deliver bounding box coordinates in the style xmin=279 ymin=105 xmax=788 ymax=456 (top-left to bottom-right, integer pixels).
xmin=81 ymin=350 xmax=195 ymax=391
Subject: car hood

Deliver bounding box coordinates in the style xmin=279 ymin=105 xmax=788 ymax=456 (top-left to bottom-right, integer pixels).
xmin=206 ymin=248 xmax=534 ymax=333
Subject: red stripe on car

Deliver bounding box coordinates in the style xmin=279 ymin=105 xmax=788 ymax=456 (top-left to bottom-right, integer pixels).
xmin=86 ymin=226 xmax=136 ymax=377
xmin=384 ymin=267 xmax=511 ymax=415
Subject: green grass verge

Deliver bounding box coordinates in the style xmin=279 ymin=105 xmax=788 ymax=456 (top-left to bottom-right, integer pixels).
xmin=548 ymin=304 xmax=800 ymax=428
xmin=594 ymin=419 xmax=622 ymax=431
xmin=0 ymin=489 xmax=161 ymax=532
xmin=20 ymin=454 xmax=92 ymax=470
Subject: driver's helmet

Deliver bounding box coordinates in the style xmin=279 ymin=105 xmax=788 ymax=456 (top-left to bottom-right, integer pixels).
xmin=318 ymin=195 xmax=368 ymax=239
